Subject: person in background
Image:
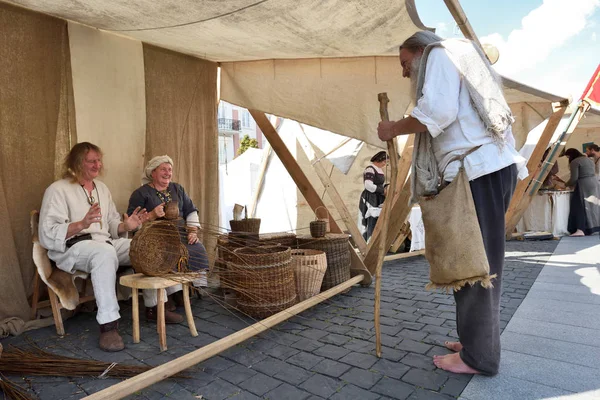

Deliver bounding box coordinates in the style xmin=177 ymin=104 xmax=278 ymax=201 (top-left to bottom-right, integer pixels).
xmin=128 ymin=155 xmax=209 ymax=312
xmin=358 ymin=151 xmax=388 ymax=242
xmin=585 ymin=144 xmax=600 ymax=182
xmin=563 ymin=148 xmax=600 ymax=236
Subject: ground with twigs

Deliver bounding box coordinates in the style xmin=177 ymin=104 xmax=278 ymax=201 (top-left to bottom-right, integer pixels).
xmin=1 ymin=240 xmax=558 ymax=400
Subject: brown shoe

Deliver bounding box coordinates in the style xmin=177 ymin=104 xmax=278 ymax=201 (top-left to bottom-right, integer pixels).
xmin=170 ymin=291 xmax=185 ymax=308
xmin=99 ymin=320 xmax=125 ymax=352
xmin=165 ymin=297 xmax=177 ymax=312
xmin=146 ymin=306 xmax=184 ymax=324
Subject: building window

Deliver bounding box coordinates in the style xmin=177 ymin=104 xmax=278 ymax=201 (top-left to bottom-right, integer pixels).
xmin=242 ymin=110 xmax=251 ymax=128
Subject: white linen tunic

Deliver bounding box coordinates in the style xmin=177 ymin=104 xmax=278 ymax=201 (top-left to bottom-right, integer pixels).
xmin=410 ymin=47 xmax=528 ymax=183
xmin=39 ymin=178 xmax=168 ymax=324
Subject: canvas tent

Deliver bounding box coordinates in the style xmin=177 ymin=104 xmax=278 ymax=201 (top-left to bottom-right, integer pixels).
xmin=0 ymin=0 xmax=571 ymax=339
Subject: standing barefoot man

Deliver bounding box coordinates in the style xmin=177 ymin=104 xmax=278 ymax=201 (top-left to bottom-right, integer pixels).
xmin=378 ymin=31 xmax=527 ymax=376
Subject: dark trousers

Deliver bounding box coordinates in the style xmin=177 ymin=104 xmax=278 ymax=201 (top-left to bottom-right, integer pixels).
xmin=454 ymin=164 xmax=517 ymax=376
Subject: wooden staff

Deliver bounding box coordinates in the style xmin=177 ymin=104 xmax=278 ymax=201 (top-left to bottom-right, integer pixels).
xmin=374 ymin=93 xmax=399 ymax=357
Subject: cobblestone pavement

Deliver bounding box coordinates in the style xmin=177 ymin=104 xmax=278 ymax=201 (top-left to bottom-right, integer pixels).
xmin=2 ymin=240 xmax=558 ymax=400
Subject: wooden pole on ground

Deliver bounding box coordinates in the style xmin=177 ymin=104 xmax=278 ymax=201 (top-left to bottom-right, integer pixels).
xmin=384 ymin=249 xmax=425 ymax=262
xmin=249 ymin=110 xmax=372 ymax=286
xmin=504 ymin=100 xmax=569 ymax=235
xmin=295 ymin=123 xmax=368 ymax=255
xmin=374 ymin=93 xmax=398 ymax=357
xmin=83 ymin=275 xmax=365 ymax=400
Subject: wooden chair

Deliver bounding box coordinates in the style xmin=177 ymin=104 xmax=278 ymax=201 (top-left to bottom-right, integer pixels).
xmin=119 ymin=273 xmax=198 ymax=352
xmin=30 ymin=211 xmax=96 ymax=336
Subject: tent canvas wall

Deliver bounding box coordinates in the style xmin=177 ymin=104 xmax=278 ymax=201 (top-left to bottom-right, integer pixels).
xmin=0 ymin=2 xmax=219 ymax=335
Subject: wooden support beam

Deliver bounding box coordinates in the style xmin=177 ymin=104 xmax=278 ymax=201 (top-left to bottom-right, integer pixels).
xmin=506 ymin=102 xmax=589 ymax=236
xmin=248 ymin=143 xmax=272 ymax=217
xmin=249 ymin=110 xmax=372 ymax=285
xmin=389 ymin=222 xmax=410 ymax=253
xmin=505 ymin=101 xmax=568 ymax=235
xmin=384 ymin=249 xmax=425 ymax=262
xmin=83 ymin=274 xmax=365 ymax=400
xmin=443 ymin=0 xmax=483 ymax=50
xmin=295 ymin=123 xmax=368 ymax=255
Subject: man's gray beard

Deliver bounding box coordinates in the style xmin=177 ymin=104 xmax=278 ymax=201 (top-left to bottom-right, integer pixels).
xmin=409 ymin=54 xmax=422 ymax=105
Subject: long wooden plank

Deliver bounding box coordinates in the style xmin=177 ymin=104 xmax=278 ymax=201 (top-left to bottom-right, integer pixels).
xmin=83 ymin=275 xmax=365 ymax=400
xmin=384 ymin=249 xmax=425 ymax=261
xmin=248 ymin=143 xmax=272 ymax=218
xmin=250 ymin=110 xmax=372 ymax=285
xmin=505 ymin=101 xmax=568 ymax=235
xmin=295 ymin=123 xmax=368 ymax=255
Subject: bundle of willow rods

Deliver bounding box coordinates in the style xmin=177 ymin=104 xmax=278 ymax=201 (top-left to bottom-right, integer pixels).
xmin=0 ymin=373 xmax=35 ymax=400
xmin=0 ymin=345 xmax=186 ymax=379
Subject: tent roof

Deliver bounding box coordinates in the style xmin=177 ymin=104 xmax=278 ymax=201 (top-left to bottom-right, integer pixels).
xmin=8 ymin=0 xmax=569 ymax=145
xmin=7 ymin=0 xmax=428 ymax=61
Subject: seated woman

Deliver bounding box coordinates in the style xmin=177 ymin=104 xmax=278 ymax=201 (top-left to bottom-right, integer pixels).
xmin=128 ymin=155 xmax=209 ymax=309
xmin=563 ymin=148 xmax=600 ymax=236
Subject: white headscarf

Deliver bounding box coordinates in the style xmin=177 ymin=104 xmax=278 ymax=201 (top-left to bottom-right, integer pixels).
xmin=142 ymin=155 xmax=173 ymax=185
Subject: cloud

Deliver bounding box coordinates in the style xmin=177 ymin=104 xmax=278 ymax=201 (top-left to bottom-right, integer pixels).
xmin=481 ymin=0 xmax=600 ymax=75
xmin=593 ymin=32 xmax=597 ymax=41
xmin=435 ymin=22 xmax=450 ymax=38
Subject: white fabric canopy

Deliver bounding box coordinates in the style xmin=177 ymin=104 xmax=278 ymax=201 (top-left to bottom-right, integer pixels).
xmin=9 ymin=0 xmax=568 ymax=147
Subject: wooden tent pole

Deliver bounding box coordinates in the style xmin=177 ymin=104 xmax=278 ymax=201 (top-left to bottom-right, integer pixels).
xmin=83 ymin=275 xmax=364 ymax=400
xmin=504 ymin=100 xmax=568 ymax=235
xmin=295 ymin=123 xmax=368 ymax=255
xmin=249 ymin=110 xmax=372 ymax=285
xmin=443 ymin=0 xmax=483 ymax=49
xmin=374 ymin=93 xmax=398 ymax=357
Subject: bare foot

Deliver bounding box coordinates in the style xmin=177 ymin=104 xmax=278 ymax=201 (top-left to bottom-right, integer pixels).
xmin=570 ymin=229 xmax=585 ymax=237
xmin=444 ymin=341 xmax=463 ymax=352
xmin=433 ymin=353 xmax=480 ymax=374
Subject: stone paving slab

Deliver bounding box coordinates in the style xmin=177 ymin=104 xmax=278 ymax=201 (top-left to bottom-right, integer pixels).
xmin=462 ymin=237 xmax=600 ymax=400
xmin=0 ymin=241 xmax=557 ymax=399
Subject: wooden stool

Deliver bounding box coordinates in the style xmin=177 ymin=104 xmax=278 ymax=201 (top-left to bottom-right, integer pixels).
xmin=119 ymin=273 xmax=198 ymax=352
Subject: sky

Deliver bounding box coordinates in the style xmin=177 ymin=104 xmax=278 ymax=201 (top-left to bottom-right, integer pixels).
xmin=415 ymin=0 xmax=600 ymax=101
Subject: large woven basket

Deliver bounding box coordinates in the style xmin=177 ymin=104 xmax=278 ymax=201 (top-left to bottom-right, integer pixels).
xmin=259 ymin=232 xmax=297 ymax=247
xmin=291 ymin=249 xmax=327 ymax=301
xmin=230 ymin=246 xmax=297 ymax=319
xmin=130 ymin=220 xmax=189 ymax=276
xmin=297 ymin=233 xmax=351 ymax=291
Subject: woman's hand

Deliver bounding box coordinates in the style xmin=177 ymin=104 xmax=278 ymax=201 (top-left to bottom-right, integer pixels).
xmin=151 ymin=202 xmax=166 ymax=220
xmin=187 ymin=227 xmax=199 ymax=244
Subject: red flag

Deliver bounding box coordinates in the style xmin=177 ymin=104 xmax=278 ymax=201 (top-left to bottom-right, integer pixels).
xmin=580 ymin=64 xmax=600 ymax=109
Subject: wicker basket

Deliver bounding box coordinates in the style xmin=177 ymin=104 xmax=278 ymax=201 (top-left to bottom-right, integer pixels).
xmin=297 ymin=233 xmax=351 ymax=291
xmin=310 ymin=220 xmax=327 ymax=238
xmin=291 ymin=249 xmax=327 ymax=301
xmin=164 ymin=201 xmax=179 ymax=220
xmin=229 ymin=205 xmax=261 ymax=234
xmin=130 ymin=220 xmax=189 ymax=276
xmin=315 ymin=206 xmax=330 ymax=232
xmin=230 ymin=246 xmax=297 ymax=319
xmin=259 ymin=232 xmax=297 ymax=247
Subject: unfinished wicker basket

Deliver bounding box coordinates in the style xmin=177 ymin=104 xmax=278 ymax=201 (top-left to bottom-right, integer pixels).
xmin=297 ymin=233 xmax=351 ymax=292
xmin=291 ymin=249 xmax=327 ymax=301
xmin=130 ymin=220 xmax=189 ymax=276
xmin=230 ymin=246 xmax=297 ymax=319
